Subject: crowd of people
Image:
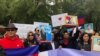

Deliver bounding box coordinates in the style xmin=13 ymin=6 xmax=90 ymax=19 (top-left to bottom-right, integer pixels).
xmin=0 ymin=23 xmax=99 ymax=55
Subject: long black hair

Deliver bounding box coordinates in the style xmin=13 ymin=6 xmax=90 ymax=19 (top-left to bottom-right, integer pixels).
xmin=79 ymin=33 xmax=91 ymax=45
xmin=27 ymin=31 xmax=38 ymax=45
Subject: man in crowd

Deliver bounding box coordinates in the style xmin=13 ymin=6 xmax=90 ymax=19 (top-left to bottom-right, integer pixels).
xmin=0 ymin=23 xmax=24 ymax=49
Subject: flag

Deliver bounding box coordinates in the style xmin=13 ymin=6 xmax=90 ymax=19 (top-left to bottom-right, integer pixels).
xmin=5 ymin=46 xmax=39 ymax=56
xmin=39 ymin=48 xmax=100 ymax=56
xmin=78 ymin=16 xmax=85 ymax=25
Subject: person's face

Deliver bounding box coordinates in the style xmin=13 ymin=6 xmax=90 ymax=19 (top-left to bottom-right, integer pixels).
xmin=35 ymin=28 xmax=39 ymax=33
xmin=64 ymin=33 xmax=69 ymax=38
xmin=6 ymin=29 xmax=17 ymax=37
xmin=83 ymin=34 xmax=89 ymax=42
xmin=95 ymin=33 xmax=99 ymax=36
xmin=28 ymin=33 xmax=34 ymax=40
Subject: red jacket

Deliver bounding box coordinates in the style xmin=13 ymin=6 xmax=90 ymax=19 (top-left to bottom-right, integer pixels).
xmin=0 ymin=35 xmax=24 ymax=49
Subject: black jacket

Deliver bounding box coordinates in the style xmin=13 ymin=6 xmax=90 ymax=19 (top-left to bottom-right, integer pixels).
xmin=24 ymin=39 xmax=39 ymax=47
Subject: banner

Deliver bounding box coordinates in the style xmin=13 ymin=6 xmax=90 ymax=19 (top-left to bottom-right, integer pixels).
xmin=39 ymin=48 xmax=100 ymax=56
xmin=51 ymin=13 xmax=68 ymax=27
xmin=13 ymin=23 xmax=35 ymax=39
xmin=84 ymin=23 xmax=93 ymax=33
xmin=5 ymin=46 xmax=39 ymax=56
xmin=78 ymin=16 xmax=85 ymax=25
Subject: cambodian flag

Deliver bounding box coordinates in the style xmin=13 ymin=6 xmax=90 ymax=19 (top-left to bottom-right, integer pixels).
xmin=5 ymin=46 xmax=39 ymax=56
xmin=78 ymin=16 xmax=85 ymax=25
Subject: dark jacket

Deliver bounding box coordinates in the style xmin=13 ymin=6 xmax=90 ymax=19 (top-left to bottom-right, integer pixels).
xmin=60 ymin=37 xmax=79 ymax=49
xmin=39 ymin=42 xmax=52 ymax=52
xmin=0 ymin=46 xmax=6 ymax=56
xmin=24 ymin=39 xmax=39 ymax=47
xmin=69 ymin=28 xmax=80 ymax=49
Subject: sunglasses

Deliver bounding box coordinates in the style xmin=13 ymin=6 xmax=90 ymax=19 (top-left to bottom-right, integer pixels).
xmin=6 ymin=29 xmax=16 ymax=31
xmin=28 ymin=35 xmax=33 ymax=36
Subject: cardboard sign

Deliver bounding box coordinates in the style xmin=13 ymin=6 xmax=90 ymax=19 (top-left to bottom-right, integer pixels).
xmin=39 ymin=25 xmax=52 ymax=41
xmin=65 ymin=15 xmax=78 ymax=26
xmin=51 ymin=13 xmax=68 ymax=27
xmin=13 ymin=23 xmax=35 ymax=39
xmin=84 ymin=23 xmax=93 ymax=33
xmin=91 ymin=36 xmax=100 ymax=51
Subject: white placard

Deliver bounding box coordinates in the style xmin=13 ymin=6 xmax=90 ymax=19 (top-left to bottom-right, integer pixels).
xmin=51 ymin=13 xmax=68 ymax=27
xmin=13 ymin=23 xmax=35 ymax=39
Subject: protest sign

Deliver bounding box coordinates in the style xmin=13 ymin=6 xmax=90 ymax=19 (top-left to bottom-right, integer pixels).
xmin=13 ymin=23 xmax=35 ymax=38
xmin=84 ymin=23 xmax=93 ymax=33
xmin=91 ymin=36 xmax=100 ymax=51
xmin=51 ymin=13 xmax=68 ymax=27
xmin=39 ymin=25 xmax=52 ymax=41
xmin=65 ymin=15 xmax=78 ymax=26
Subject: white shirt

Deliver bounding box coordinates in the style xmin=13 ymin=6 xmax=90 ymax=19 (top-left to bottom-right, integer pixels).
xmin=51 ymin=42 xmax=55 ymax=50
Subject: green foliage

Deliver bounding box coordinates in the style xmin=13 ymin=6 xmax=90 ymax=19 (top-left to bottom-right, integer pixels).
xmin=0 ymin=0 xmax=100 ymax=31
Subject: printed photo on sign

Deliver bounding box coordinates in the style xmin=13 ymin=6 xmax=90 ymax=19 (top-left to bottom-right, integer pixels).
xmin=84 ymin=23 xmax=93 ymax=33
xmin=39 ymin=25 xmax=52 ymax=41
xmin=39 ymin=25 xmax=46 ymax=40
xmin=91 ymin=36 xmax=100 ymax=51
xmin=51 ymin=13 xmax=68 ymax=27
xmin=65 ymin=15 xmax=78 ymax=26
xmin=44 ymin=25 xmax=52 ymax=41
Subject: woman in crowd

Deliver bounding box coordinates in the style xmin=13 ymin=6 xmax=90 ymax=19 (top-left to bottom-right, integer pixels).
xmin=60 ymin=31 xmax=71 ymax=48
xmin=24 ymin=31 xmax=38 ymax=47
xmin=78 ymin=33 xmax=91 ymax=51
